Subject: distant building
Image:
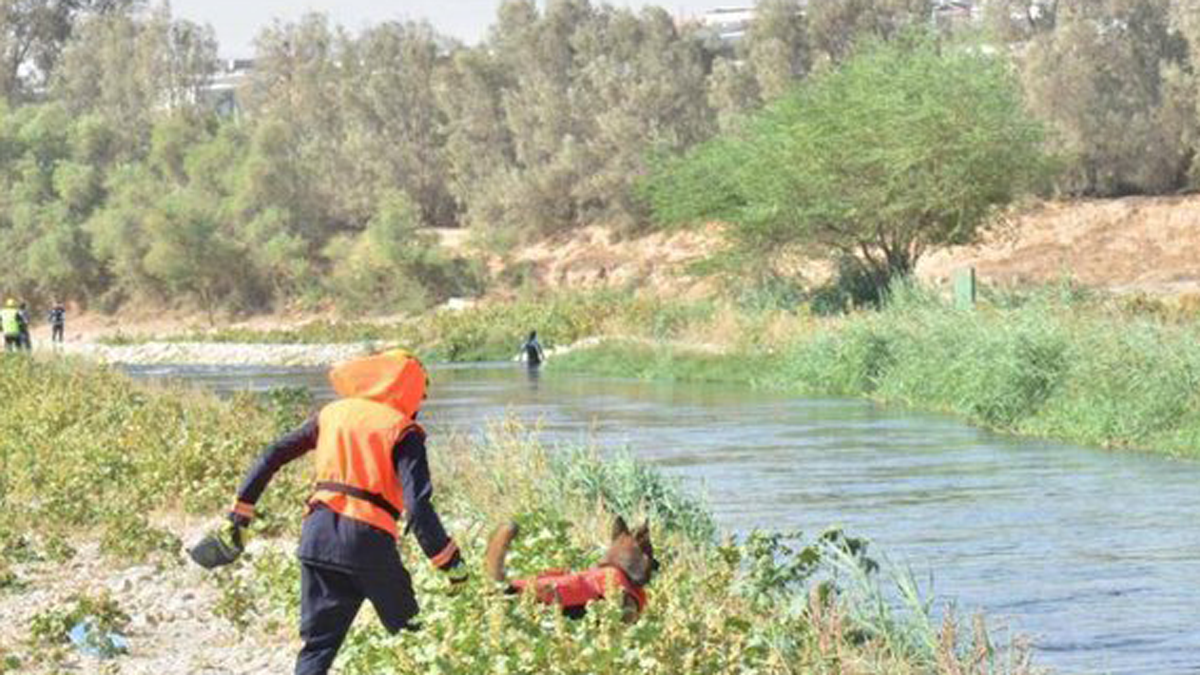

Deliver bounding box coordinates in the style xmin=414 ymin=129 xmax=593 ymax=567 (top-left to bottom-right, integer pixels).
xmin=934 ymin=1 xmax=980 ymax=30
xmin=686 ymin=1 xmax=980 ymax=46
xmin=199 ymin=59 xmax=255 ymax=118
xmin=697 ymin=7 xmax=757 ymax=44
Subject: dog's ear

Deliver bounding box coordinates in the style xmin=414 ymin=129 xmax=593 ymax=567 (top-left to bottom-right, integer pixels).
xmin=634 ymin=521 xmax=650 ymax=542
xmin=611 ymin=516 xmax=630 ymax=540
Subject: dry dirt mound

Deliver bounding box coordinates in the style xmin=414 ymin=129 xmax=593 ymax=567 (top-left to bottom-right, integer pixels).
xmin=918 ymin=195 xmax=1200 ymax=294
xmin=434 ymin=225 xmax=724 ymax=298
xmin=447 ymin=196 xmax=1200 ymax=299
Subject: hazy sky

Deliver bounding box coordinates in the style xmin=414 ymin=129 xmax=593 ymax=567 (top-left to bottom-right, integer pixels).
xmin=169 ymin=0 xmax=735 ymax=58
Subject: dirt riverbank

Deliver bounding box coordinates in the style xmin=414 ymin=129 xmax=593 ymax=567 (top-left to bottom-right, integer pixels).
xmin=47 ymin=341 xmax=374 ymax=367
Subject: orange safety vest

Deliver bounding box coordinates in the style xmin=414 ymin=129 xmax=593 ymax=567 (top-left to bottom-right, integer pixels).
xmin=511 ymin=565 xmax=648 ymax=613
xmin=307 ymin=398 xmax=421 ymax=538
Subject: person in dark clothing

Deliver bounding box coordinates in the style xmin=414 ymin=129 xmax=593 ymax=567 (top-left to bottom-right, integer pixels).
xmin=520 ymin=330 xmax=546 ymax=367
xmin=17 ymin=302 xmax=31 ymax=351
xmin=48 ymin=302 xmax=65 ymax=343
xmin=224 ymin=350 xmax=465 ymax=675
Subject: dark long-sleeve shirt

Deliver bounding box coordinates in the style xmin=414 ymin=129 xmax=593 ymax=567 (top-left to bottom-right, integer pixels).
xmin=235 ymin=415 xmax=457 ymax=571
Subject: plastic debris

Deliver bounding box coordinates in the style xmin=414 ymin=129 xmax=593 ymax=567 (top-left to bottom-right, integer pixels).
xmin=68 ymin=618 xmax=129 ymax=659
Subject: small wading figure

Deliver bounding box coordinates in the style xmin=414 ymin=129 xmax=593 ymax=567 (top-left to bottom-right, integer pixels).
xmin=519 ymin=330 xmax=546 ymax=368
xmin=220 ymin=350 xmax=467 ymax=675
xmin=48 ymin=301 xmax=65 ymax=344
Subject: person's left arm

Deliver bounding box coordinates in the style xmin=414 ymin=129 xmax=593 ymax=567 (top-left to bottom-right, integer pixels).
xmin=394 ymin=430 xmax=463 ymax=573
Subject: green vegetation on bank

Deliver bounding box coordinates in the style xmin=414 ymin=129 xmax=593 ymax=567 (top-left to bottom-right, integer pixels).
xmin=101 ymin=274 xmax=1200 ymax=461
xmin=0 ymin=356 xmax=1032 ymax=673
xmin=553 ymin=284 xmax=1200 ymax=459
xmin=93 ymin=266 xmax=1200 ymax=466
xmin=121 ymin=291 xmax=719 ymax=362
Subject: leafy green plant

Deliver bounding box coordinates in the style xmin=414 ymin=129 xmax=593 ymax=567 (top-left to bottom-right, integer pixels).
xmin=213 ymin=570 xmax=258 ymax=631
xmin=99 ymin=515 xmax=182 ymax=564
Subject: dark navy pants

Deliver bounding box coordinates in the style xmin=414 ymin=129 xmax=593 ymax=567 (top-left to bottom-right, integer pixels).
xmin=295 ymin=561 xmax=419 ymax=675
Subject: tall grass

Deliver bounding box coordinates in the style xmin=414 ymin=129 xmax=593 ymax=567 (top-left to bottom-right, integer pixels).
xmin=556 ymin=282 xmax=1200 ymax=459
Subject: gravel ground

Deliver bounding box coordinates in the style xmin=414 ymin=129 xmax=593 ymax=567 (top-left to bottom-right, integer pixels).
xmin=0 ymin=522 xmax=299 ymax=674
xmin=46 ymin=341 xmax=375 ymax=367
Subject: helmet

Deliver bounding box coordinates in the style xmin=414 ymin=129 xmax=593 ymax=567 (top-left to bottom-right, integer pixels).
xmin=4 ymin=299 xmax=15 ymax=308
xmin=328 ymin=349 xmax=429 ymax=418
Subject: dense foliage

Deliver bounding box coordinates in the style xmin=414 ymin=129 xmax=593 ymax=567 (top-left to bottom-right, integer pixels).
xmin=1 ymin=0 xmax=1199 ymax=313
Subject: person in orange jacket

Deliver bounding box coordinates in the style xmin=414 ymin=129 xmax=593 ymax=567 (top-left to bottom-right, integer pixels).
xmin=225 ymin=350 xmax=465 ymax=675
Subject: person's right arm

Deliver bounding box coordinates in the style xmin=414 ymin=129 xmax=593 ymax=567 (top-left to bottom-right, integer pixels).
xmin=229 ymin=416 xmax=320 ymax=525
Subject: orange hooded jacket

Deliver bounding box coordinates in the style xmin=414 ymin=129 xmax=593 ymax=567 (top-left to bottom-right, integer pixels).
xmin=307 ymin=350 xmax=428 ymax=538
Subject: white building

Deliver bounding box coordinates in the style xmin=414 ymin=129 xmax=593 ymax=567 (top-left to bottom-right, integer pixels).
xmin=689 ymin=1 xmax=979 ymax=45
xmin=200 ymin=59 xmax=255 ymax=118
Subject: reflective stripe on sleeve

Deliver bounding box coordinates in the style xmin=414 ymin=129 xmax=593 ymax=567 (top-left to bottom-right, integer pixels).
xmin=430 ymin=540 xmax=459 ymax=568
xmin=232 ymin=501 xmax=255 ymax=519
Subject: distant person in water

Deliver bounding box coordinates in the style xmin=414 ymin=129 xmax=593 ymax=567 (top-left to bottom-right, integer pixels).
xmin=520 ymin=330 xmax=546 ymax=367
xmin=48 ymin=301 xmax=65 ymax=344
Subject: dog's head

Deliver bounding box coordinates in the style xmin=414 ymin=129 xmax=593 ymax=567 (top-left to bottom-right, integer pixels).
xmin=603 ymin=516 xmax=660 ymax=588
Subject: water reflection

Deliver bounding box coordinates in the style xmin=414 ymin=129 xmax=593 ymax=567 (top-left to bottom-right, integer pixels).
xmin=525 ymin=362 xmax=541 ymax=390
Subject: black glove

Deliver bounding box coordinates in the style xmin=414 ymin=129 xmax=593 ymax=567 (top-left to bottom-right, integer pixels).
xmin=442 ymin=553 xmax=469 ymax=590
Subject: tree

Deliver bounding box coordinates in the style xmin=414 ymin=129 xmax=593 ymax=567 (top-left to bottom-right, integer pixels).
xmin=1020 ymin=0 xmax=1193 ymax=195
xmin=645 ymin=36 xmax=1049 ymax=293
xmin=53 ymin=2 xmax=216 ymax=138
xmin=706 ymin=57 xmax=761 ymax=131
xmin=341 ymin=21 xmax=456 ymax=227
xmin=744 ymin=0 xmax=811 ymax=101
xmin=807 ymin=0 xmax=933 ymax=63
xmin=140 ymin=188 xmax=247 ymax=321
xmin=0 ymin=0 xmax=143 ymax=101
xmin=983 ymin=0 xmax=1059 ymax=42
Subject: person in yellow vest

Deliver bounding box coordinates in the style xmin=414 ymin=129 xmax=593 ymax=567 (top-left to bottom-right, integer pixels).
xmin=224 ymin=350 xmax=465 ymax=675
xmin=1 ymin=299 xmax=25 ymax=352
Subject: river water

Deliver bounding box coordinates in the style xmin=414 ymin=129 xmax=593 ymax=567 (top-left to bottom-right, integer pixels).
xmin=128 ymin=362 xmax=1200 ymax=675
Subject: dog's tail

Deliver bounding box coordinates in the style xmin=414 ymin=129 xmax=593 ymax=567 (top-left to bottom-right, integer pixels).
xmin=484 ymin=521 xmax=519 ymax=583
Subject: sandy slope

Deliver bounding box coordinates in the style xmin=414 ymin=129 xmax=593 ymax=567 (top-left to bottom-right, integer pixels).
xmin=917 ymin=195 xmax=1200 ymax=294
xmin=446 ymin=195 xmax=1200 ymax=298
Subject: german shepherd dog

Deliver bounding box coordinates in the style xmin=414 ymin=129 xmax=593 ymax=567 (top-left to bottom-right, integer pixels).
xmin=484 ymin=516 xmax=660 ymax=621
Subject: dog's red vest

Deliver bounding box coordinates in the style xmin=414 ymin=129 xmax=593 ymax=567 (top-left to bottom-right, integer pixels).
xmin=511 ymin=565 xmax=648 ymax=612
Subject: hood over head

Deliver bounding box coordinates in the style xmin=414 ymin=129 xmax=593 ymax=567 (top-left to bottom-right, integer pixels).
xmin=328 ymin=349 xmax=428 ymax=417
